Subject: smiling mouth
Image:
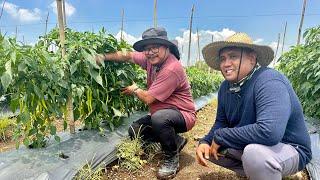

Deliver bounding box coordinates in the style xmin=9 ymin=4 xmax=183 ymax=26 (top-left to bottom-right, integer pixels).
xmin=225 ymin=69 xmax=234 ymax=75
xmin=147 ymin=56 xmax=158 ymax=61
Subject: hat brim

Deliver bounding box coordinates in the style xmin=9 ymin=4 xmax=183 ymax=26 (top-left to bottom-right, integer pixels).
xmin=202 ymin=42 xmax=274 ymax=70
xmin=133 ymin=38 xmax=180 ymax=60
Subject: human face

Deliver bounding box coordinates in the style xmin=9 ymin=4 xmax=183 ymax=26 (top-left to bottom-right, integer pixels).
xmin=219 ymin=47 xmax=257 ymax=83
xmin=143 ymin=44 xmax=169 ymax=65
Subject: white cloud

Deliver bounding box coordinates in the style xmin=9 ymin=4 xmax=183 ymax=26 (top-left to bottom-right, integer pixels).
xmin=50 ymin=1 xmax=76 ymax=17
xmin=2 ymin=1 xmax=41 ymax=22
xmin=112 ymin=28 xmax=280 ymax=67
xmin=254 ymin=38 xmax=264 ymax=44
xmin=175 ymin=28 xmax=236 ymax=66
xmin=115 ymin=30 xmax=140 ymax=45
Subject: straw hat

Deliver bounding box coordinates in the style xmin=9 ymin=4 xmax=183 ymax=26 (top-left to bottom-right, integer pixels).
xmin=202 ymin=33 xmax=274 ymax=70
xmin=133 ymin=27 xmax=180 ymax=60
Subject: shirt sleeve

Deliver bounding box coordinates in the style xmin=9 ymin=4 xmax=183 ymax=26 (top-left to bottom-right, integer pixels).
xmin=213 ymin=79 xmax=291 ymax=149
xmin=131 ymin=52 xmax=147 ymax=70
xmin=201 ymin=88 xmax=228 ymax=145
xmin=147 ymin=69 xmax=180 ymax=102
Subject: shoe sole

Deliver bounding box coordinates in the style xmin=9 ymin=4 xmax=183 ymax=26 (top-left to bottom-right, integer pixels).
xmin=156 ymin=166 xmax=180 ymax=180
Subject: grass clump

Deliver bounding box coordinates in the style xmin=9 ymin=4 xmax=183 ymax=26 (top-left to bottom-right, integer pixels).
xmin=0 ymin=117 xmax=15 ymax=142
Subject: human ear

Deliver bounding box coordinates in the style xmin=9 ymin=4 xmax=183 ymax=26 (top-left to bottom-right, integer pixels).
xmin=249 ymin=52 xmax=257 ymax=65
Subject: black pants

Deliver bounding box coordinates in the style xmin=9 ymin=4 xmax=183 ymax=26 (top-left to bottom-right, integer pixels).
xmin=128 ymin=109 xmax=187 ymax=157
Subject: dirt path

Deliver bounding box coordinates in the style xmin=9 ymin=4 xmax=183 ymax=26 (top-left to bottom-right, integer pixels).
xmin=103 ymin=99 xmax=309 ymax=180
xmin=104 ymin=100 xmax=246 ymax=179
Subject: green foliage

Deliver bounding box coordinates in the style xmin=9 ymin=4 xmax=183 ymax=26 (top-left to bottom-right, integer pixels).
xmin=277 ymin=25 xmax=320 ymax=120
xmin=0 ymin=117 xmax=15 ymax=142
xmin=186 ymin=64 xmax=223 ymax=98
xmin=116 ymin=135 xmax=147 ymax=172
xmin=0 ymin=28 xmax=146 ymax=148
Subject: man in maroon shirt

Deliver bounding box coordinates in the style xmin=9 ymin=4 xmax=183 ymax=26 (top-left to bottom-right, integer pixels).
xmin=96 ymin=27 xmax=196 ymax=179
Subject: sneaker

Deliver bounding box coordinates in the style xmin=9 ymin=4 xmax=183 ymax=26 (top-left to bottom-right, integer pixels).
xmin=176 ymin=135 xmax=188 ymax=153
xmin=157 ymin=154 xmax=179 ymax=179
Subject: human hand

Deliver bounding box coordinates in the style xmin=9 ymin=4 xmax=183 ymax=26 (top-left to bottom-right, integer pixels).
xmin=196 ymin=143 xmax=211 ymax=167
xmin=210 ymin=140 xmax=221 ymax=160
xmin=121 ymin=83 xmax=138 ymax=95
xmin=95 ymin=54 xmax=105 ymax=65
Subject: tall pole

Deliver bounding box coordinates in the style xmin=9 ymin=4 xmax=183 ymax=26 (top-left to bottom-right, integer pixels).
xmin=273 ymin=33 xmax=281 ymax=66
xmin=181 ymin=45 xmax=184 ymax=55
xmin=297 ymin=0 xmax=307 ymax=45
xmin=15 ymin=26 xmax=18 ymax=38
xmin=281 ymin=21 xmax=287 ymax=55
xmin=153 ymin=0 xmax=157 ymax=28
xmin=120 ymin=8 xmax=124 ymax=41
xmin=62 ymin=0 xmax=67 ymax=27
xmin=45 ymin=11 xmax=49 ymax=36
xmin=0 ymin=0 xmax=5 ymax=34
xmin=187 ymin=5 xmax=195 ymax=66
xmin=56 ymin=0 xmax=75 ymax=134
xmin=196 ymin=28 xmax=201 ymax=63
xmin=0 ymin=0 xmax=6 ymax=22
xmin=211 ymin=34 xmax=214 ymax=42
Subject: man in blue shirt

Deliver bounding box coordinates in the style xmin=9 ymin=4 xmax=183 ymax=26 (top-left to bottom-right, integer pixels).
xmin=196 ymin=33 xmax=312 ymax=179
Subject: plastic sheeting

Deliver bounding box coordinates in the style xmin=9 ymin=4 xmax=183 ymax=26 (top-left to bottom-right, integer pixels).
xmin=0 ymin=111 xmax=148 ymax=180
xmin=0 ymin=93 xmax=217 ymax=180
xmin=305 ymin=118 xmax=320 ymax=180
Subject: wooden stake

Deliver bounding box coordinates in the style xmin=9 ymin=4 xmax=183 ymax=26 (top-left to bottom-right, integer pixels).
xmin=187 ymin=5 xmax=195 ymax=66
xmin=281 ymin=21 xmax=287 ymax=55
xmin=56 ymin=0 xmax=75 ymax=134
xmin=120 ymin=8 xmax=124 ymax=41
xmin=297 ymin=0 xmax=307 ymax=45
xmin=153 ymin=0 xmax=157 ymax=28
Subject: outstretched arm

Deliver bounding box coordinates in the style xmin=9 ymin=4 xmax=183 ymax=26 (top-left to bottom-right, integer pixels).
xmin=95 ymin=51 xmax=134 ymax=64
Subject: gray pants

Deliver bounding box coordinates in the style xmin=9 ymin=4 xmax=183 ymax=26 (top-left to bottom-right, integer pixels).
xmin=209 ymin=143 xmax=300 ymax=180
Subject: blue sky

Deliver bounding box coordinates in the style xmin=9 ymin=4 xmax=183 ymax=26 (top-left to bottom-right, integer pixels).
xmin=0 ymin=0 xmax=319 ymax=65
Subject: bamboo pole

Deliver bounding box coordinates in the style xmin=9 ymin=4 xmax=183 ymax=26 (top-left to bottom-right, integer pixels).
xmin=187 ymin=5 xmax=195 ymax=66
xmin=0 ymin=0 xmax=6 ymax=22
xmin=153 ymin=0 xmax=157 ymax=28
xmin=0 ymin=0 xmax=5 ymax=34
xmin=281 ymin=21 xmax=287 ymax=55
xmin=196 ymin=28 xmax=201 ymax=64
xmin=15 ymin=26 xmax=17 ymax=38
xmin=45 ymin=11 xmax=49 ymax=36
xmin=62 ymin=0 xmax=67 ymax=27
xmin=181 ymin=45 xmax=184 ymax=55
xmin=297 ymin=0 xmax=307 ymax=45
xmin=120 ymin=8 xmax=124 ymax=41
xmin=273 ymin=33 xmax=281 ymax=66
xmin=56 ymin=0 xmax=75 ymax=134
